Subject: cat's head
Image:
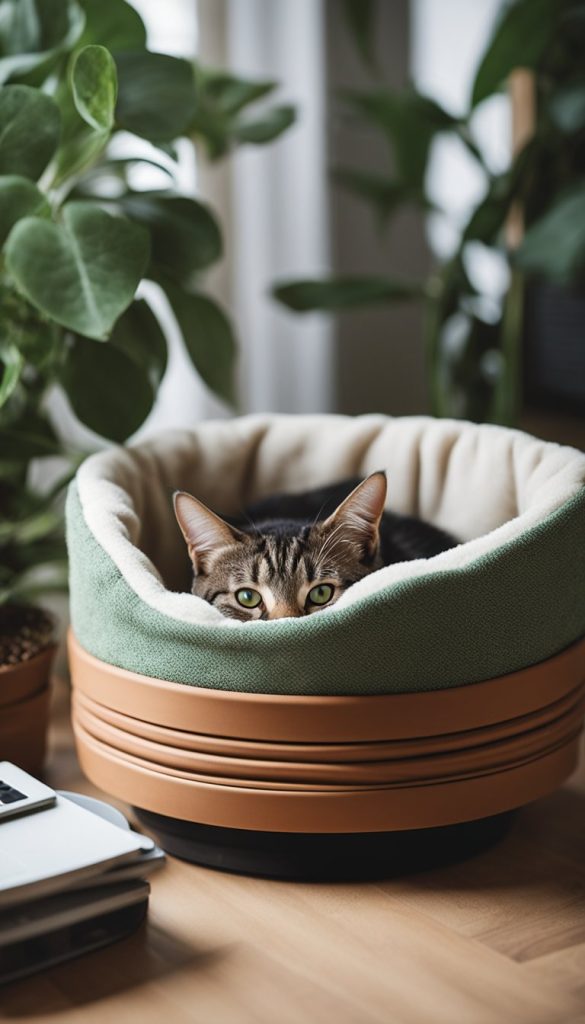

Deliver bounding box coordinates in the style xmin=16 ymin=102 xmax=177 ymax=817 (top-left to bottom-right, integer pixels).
xmin=173 ymin=473 xmax=387 ymax=621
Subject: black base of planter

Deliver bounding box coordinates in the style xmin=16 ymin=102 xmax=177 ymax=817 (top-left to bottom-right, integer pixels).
xmin=133 ymin=809 xmax=514 ymax=881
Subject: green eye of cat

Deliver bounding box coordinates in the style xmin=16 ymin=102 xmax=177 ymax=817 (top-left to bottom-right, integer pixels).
xmin=307 ymin=583 xmax=334 ymax=606
xmin=235 ymin=588 xmax=262 ymax=609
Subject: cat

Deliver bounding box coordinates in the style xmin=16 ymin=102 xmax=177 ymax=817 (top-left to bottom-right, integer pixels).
xmin=173 ymin=472 xmax=458 ymax=622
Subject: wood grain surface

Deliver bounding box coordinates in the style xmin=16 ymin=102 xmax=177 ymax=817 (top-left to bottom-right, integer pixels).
xmin=2 ymin=676 xmax=584 ymax=1024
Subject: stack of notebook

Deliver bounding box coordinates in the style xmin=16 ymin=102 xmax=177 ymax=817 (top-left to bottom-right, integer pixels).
xmin=0 ymin=761 xmax=165 ymax=982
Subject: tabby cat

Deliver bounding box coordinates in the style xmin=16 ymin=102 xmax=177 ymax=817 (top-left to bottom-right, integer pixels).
xmin=174 ymin=472 xmax=458 ymax=621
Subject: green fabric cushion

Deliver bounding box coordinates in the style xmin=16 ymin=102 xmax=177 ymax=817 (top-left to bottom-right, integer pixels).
xmin=66 ymin=481 xmax=585 ymax=696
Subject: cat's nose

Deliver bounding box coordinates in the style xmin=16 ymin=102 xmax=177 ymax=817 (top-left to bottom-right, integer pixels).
xmin=268 ymin=605 xmax=303 ymax=620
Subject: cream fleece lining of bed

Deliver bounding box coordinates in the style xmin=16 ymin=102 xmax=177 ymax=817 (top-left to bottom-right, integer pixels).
xmin=75 ymin=414 xmax=585 ymax=628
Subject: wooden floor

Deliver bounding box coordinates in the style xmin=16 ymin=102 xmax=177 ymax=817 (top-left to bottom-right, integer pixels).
xmin=3 ymin=677 xmax=585 ymax=1024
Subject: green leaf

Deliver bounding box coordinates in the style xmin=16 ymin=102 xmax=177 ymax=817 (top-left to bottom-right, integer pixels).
xmin=462 ymin=178 xmax=510 ymax=244
xmin=437 ymin=313 xmax=502 ymax=423
xmin=51 ymin=124 xmax=109 ymax=186
xmin=194 ymin=68 xmax=276 ymax=116
xmin=0 ymin=419 xmax=62 ymax=460
xmin=0 ymin=85 xmax=61 ymax=179
xmin=162 ymin=282 xmax=236 ymax=403
xmin=471 ymin=0 xmax=558 ymax=108
xmin=72 ymin=44 xmax=118 ymax=131
xmin=51 ymin=42 xmax=117 ymax=183
xmin=77 ymin=0 xmax=146 ymax=53
xmin=514 ymin=187 xmax=585 ymax=284
xmin=232 ymin=104 xmax=295 ymax=144
xmin=0 ymin=0 xmax=86 ymax=85
xmin=5 ymin=201 xmax=150 ymax=340
xmin=332 ymin=168 xmax=430 ymax=224
xmin=107 ymin=299 xmax=167 ymax=391
xmin=0 ymin=174 xmax=49 ymax=244
xmin=463 ymin=199 xmax=508 ymax=245
xmin=462 ymin=137 xmax=538 ymax=244
xmin=190 ymin=69 xmax=295 ymax=159
xmin=4 ymin=539 xmax=67 ymax=573
xmin=75 ymin=156 xmax=176 ymax=197
xmin=431 ymin=254 xmax=478 ymax=327
xmin=156 ymin=141 xmax=179 ymax=161
xmin=0 ymin=564 xmax=69 ymax=605
xmin=61 ymin=333 xmax=154 ymax=441
xmin=273 ymin=276 xmax=424 ymax=312
xmin=0 ymin=343 xmax=23 ymax=407
xmin=119 ymin=193 xmax=222 ymax=281
xmin=115 ymin=52 xmax=197 ymax=142
xmin=0 ymin=506 xmax=61 ymax=544
xmin=342 ymin=0 xmax=377 ymax=69
xmin=548 ymin=81 xmax=585 ymax=134
xmin=342 ymin=89 xmax=457 ymax=187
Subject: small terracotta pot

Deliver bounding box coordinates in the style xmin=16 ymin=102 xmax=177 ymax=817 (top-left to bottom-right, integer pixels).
xmin=0 ymin=645 xmax=56 ymax=775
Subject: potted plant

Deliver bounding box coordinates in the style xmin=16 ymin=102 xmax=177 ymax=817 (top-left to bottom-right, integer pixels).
xmin=0 ymin=0 xmax=294 ymax=773
xmin=274 ymin=0 xmax=585 ymax=426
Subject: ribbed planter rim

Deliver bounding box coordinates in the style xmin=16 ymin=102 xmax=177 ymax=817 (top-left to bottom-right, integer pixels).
xmin=68 ymin=630 xmax=585 ymax=743
xmin=70 ymin=632 xmax=585 ymax=832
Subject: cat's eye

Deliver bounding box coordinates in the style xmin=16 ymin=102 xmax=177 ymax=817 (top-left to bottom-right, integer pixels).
xmin=235 ymin=588 xmax=262 ymax=609
xmin=307 ymin=583 xmax=334 ymax=607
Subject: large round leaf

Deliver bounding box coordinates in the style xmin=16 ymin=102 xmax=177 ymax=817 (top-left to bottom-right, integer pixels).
xmin=77 ymin=0 xmax=146 ymax=53
xmin=120 ymin=193 xmax=222 ymax=280
xmin=107 ymin=299 xmax=167 ymax=391
xmin=0 ymin=85 xmax=61 ymax=179
xmin=0 ymin=0 xmax=85 ymax=85
xmin=0 ymin=175 xmax=49 ymax=244
xmin=51 ymin=124 xmax=109 ymax=187
xmin=163 ymin=282 xmax=236 ymax=403
xmin=5 ymin=201 xmax=150 ymax=339
xmin=72 ymin=44 xmax=118 ymax=131
xmin=115 ymin=52 xmax=197 ymax=141
xmin=61 ymin=334 xmax=154 ymax=441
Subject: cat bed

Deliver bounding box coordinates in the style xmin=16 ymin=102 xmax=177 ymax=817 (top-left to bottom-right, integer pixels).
xmin=67 ymin=415 xmax=585 ymax=876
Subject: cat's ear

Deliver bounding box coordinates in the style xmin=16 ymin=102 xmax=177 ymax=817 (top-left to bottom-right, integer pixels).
xmin=323 ymin=471 xmax=387 ymax=556
xmin=174 ymin=491 xmax=243 ymax=574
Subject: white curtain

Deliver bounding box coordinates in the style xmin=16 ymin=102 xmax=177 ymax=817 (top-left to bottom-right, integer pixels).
xmin=198 ymin=0 xmax=333 ymax=417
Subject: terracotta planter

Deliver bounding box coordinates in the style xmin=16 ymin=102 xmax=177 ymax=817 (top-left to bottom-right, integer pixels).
xmin=0 ymin=645 xmax=55 ymax=775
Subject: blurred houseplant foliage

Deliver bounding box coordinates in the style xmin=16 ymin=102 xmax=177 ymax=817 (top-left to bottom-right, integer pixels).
xmin=0 ymin=0 xmax=294 ymax=626
xmin=275 ymin=0 xmax=585 ymax=425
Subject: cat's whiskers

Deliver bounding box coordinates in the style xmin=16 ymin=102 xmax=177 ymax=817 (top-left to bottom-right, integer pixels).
xmin=313 ymin=522 xmax=345 ymax=563
xmin=310 ymin=500 xmax=329 ymax=530
xmin=314 ymin=521 xmax=354 ymax=568
xmin=241 ymin=513 xmax=260 ymax=535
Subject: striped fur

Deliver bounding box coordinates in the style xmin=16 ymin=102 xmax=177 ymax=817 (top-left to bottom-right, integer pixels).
xmin=174 ymin=473 xmax=457 ymax=621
